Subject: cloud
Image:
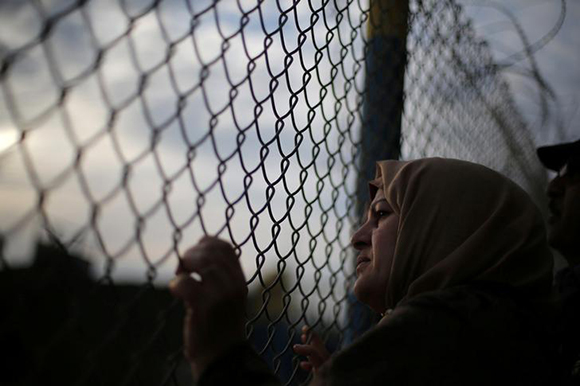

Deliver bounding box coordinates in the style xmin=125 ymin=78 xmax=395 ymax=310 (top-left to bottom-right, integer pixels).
xmin=4 ymin=0 xmax=570 ymax=325
xmin=0 ymin=0 xmax=358 ymax=327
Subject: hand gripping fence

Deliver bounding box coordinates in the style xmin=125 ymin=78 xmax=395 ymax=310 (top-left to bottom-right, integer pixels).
xmin=0 ymin=0 xmax=551 ymax=385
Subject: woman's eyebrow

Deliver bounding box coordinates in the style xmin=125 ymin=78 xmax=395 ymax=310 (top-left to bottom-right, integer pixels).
xmin=371 ymin=199 xmax=388 ymax=208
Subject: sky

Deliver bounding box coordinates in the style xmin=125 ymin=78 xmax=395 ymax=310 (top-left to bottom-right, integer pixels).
xmin=0 ymin=0 xmax=365 ymax=325
xmin=0 ymin=0 xmax=578 ymax=319
xmin=459 ymin=0 xmax=579 ymax=144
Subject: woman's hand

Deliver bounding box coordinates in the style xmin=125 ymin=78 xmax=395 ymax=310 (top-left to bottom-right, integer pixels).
xmin=293 ymin=326 xmax=331 ymax=373
xmin=169 ymin=236 xmax=248 ymax=380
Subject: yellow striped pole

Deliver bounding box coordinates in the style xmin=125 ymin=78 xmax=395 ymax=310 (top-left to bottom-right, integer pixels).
xmin=357 ymin=0 xmax=409 ymax=216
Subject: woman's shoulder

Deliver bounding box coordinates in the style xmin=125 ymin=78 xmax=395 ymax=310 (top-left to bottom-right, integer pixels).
xmin=321 ymin=284 xmax=556 ymax=386
xmin=396 ymin=282 xmax=542 ymax=318
xmin=389 ymin=282 xmax=556 ymax=343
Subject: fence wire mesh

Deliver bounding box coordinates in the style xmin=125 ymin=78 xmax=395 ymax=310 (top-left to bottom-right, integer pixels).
xmin=0 ymin=0 xmax=549 ymax=385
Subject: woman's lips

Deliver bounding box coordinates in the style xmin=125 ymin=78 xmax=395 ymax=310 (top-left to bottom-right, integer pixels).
xmin=356 ymin=257 xmax=371 ymax=273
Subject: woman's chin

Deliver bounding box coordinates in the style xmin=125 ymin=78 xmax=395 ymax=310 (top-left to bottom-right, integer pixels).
xmin=353 ymin=278 xmax=386 ymax=314
xmin=353 ymin=279 xmax=368 ymax=304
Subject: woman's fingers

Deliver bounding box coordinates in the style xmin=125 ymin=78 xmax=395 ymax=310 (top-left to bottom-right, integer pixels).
xmin=302 ymin=329 xmax=321 ymax=345
xmin=293 ymin=326 xmax=331 ymax=373
xmin=300 ymin=361 xmax=313 ymax=372
xmin=293 ymin=344 xmax=326 ymax=368
xmin=178 ymin=237 xmax=234 ymax=273
xmin=293 ymin=344 xmax=326 ymax=367
xmin=302 ymin=327 xmax=329 ymax=357
xmin=169 ymin=274 xmax=203 ymax=305
xmin=293 ymin=344 xmax=316 ymax=356
xmin=176 ymin=237 xmax=246 ymax=289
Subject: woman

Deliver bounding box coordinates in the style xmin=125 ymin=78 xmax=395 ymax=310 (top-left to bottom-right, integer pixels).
xmin=170 ymin=158 xmax=557 ymax=385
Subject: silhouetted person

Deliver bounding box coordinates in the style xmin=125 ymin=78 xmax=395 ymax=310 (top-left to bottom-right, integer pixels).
xmin=537 ymin=138 xmax=580 ymax=384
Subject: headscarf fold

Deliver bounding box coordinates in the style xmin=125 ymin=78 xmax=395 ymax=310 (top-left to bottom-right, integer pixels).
xmin=370 ymin=158 xmax=553 ymax=309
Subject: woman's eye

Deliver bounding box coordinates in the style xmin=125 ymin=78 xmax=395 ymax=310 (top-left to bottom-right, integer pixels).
xmin=376 ymin=210 xmax=388 ymax=218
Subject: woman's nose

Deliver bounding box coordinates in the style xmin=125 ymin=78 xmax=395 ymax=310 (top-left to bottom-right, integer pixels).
xmin=351 ymin=221 xmax=371 ymax=250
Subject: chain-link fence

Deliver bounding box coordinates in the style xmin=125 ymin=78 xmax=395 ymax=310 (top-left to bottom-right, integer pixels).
xmin=0 ymin=0 xmax=549 ymax=385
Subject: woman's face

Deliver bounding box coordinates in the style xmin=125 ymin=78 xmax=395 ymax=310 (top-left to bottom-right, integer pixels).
xmin=351 ymin=188 xmax=399 ymax=314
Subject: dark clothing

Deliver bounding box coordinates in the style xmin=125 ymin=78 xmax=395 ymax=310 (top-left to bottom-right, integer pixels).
xmin=198 ymin=342 xmax=280 ymax=386
xmin=198 ymin=342 xmax=281 ymax=386
xmin=199 ymin=284 xmax=557 ymax=386
xmin=556 ymin=265 xmax=580 ymax=305
xmin=555 ymin=265 xmax=580 ymax=384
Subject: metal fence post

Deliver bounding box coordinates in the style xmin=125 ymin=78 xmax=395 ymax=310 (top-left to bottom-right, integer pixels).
xmin=357 ymin=0 xmax=409 ymax=210
xmin=349 ymin=0 xmax=410 ymax=343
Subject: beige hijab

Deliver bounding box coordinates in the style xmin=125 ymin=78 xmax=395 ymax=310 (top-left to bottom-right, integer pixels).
xmin=370 ymin=158 xmax=554 ymax=310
